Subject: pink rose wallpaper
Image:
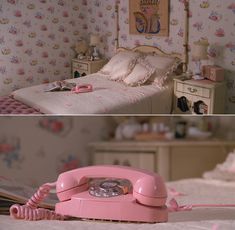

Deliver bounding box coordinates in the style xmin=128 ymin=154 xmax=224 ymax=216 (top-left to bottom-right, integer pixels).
xmin=0 ymin=0 xmax=87 ymax=96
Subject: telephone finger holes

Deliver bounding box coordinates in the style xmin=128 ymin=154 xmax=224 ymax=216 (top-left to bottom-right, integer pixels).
xmin=89 ymin=179 xmax=131 ymax=198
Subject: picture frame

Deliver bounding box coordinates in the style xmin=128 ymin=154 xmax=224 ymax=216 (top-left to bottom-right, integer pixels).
xmin=129 ymin=0 xmax=169 ymax=37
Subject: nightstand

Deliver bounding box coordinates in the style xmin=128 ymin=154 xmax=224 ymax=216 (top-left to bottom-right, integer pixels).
xmin=173 ymin=78 xmax=226 ymax=114
xmin=72 ymin=59 xmax=107 ymax=78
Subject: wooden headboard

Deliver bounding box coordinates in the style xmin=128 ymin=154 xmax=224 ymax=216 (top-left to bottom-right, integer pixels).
xmin=117 ymin=45 xmax=183 ymax=61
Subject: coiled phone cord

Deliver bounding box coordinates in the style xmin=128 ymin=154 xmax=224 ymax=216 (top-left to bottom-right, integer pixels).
xmin=10 ymin=182 xmax=66 ymax=221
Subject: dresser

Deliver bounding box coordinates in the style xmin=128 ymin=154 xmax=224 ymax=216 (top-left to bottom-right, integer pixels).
xmin=72 ymin=59 xmax=107 ymax=78
xmin=89 ymin=140 xmax=235 ymax=181
xmin=173 ymin=78 xmax=226 ymax=114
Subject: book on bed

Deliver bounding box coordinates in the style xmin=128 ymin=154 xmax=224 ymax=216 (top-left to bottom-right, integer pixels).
xmin=44 ymin=81 xmax=76 ymax=92
xmin=0 ymin=176 xmax=58 ymax=214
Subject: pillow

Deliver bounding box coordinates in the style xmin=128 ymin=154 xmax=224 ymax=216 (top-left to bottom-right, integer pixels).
xmin=123 ymin=57 xmax=156 ymax=86
xmin=145 ymin=55 xmax=177 ymax=69
xmin=145 ymin=55 xmax=182 ymax=88
xmin=99 ymin=51 xmax=140 ymax=81
xmin=203 ymin=151 xmax=235 ymax=181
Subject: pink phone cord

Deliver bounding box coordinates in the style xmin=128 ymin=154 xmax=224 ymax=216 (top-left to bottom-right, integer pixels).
xmin=168 ymin=198 xmax=235 ymax=212
xmin=10 ymin=183 xmax=66 ymax=221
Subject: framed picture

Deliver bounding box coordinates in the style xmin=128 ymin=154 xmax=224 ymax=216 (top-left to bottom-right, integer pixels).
xmin=129 ymin=0 xmax=169 ymax=36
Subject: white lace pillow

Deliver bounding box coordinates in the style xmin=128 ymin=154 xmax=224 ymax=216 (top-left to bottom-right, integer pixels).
xmin=145 ymin=55 xmax=182 ymax=88
xmin=99 ymin=51 xmax=140 ymax=81
xmin=145 ymin=55 xmax=176 ymax=69
xmin=124 ymin=58 xmax=155 ymax=86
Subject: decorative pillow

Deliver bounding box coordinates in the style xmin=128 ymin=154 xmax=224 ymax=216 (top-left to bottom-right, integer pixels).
xmin=203 ymin=150 xmax=235 ymax=181
xmin=123 ymin=57 xmax=156 ymax=86
xmin=145 ymin=55 xmax=177 ymax=69
xmin=144 ymin=55 xmax=182 ymax=88
xmin=99 ymin=51 xmax=140 ymax=81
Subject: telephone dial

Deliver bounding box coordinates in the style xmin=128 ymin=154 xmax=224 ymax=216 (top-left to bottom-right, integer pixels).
xmin=10 ymin=165 xmax=168 ymax=223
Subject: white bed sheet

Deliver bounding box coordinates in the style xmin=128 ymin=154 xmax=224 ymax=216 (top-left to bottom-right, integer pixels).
xmin=1 ymin=179 xmax=235 ymax=230
xmin=12 ymin=74 xmax=173 ymax=115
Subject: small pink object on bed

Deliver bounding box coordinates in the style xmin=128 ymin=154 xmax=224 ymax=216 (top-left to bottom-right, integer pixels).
xmin=0 ymin=96 xmax=42 ymax=114
xmin=71 ymin=84 xmax=93 ymax=94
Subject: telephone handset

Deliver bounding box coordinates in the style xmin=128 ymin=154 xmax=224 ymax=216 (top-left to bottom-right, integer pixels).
xmin=55 ymin=165 xmax=168 ymax=223
xmin=56 ymin=165 xmax=167 ymax=205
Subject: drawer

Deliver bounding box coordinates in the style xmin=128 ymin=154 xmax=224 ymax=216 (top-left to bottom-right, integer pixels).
xmin=93 ymin=152 xmax=155 ymax=172
xmin=73 ymin=69 xmax=88 ymax=78
xmin=73 ymin=62 xmax=88 ymax=71
xmin=176 ymin=82 xmax=211 ymax=98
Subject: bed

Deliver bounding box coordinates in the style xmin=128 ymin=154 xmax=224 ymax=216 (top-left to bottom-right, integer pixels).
xmin=4 ymin=45 xmax=182 ymax=115
xmin=11 ymin=73 xmax=174 ymax=115
xmin=1 ymin=178 xmax=235 ymax=229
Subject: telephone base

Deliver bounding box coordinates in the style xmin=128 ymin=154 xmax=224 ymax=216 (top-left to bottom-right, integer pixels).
xmin=56 ymin=193 xmax=168 ymax=223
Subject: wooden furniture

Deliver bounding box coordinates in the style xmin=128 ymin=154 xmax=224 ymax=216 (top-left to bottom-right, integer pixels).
xmin=89 ymin=140 xmax=235 ymax=181
xmin=173 ymin=78 xmax=226 ymax=114
xmin=72 ymin=59 xmax=106 ymax=78
xmin=117 ymin=46 xmax=183 ymax=61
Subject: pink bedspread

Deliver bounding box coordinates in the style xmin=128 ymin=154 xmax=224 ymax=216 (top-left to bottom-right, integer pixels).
xmin=0 ymin=96 xmax=42 ymax=115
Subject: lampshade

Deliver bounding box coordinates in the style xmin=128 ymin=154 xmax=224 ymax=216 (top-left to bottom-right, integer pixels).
xmin=192 ymin=40 xmax=209 ymax=61
xmin=90 ymin=34 xmax=100 ymax=46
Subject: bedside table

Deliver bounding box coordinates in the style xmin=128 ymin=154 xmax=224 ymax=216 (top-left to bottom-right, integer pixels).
xmin=72 ymin=59 xmax=107 ymax=78
xmin=173 ymin=78 xmax=226 ymax=114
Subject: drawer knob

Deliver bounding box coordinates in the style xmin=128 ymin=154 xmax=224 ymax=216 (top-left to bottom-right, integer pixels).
xmin=187 ymin=87 xmax=197 ymax=93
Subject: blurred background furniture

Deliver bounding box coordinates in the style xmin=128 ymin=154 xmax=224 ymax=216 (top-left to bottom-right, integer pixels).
xmin=90 ymin=140 xmax=235 ymax=181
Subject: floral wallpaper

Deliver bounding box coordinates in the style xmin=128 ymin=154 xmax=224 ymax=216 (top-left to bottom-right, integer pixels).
xmin=85 ymin=0 xmax=235 ymax=113
xmin=0 ymin=0 xmax=235 ymax=112
xmin=0 ymin=0 xmax=87 ymax=96
xmin=0 ymin=117 xmax=112 ymax=187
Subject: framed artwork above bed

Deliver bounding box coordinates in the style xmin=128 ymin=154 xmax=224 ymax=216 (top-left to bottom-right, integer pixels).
xmin=129 ymin=0 xmax=169 ymax=36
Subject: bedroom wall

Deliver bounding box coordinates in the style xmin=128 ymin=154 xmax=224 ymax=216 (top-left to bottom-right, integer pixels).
xmin=85 ymin=0 xmax=235 ymax=113
xmin=0 ymin=117 xmax=112 ymax=186
xmin=0 ymin=0 xmax=87 ymax=96
xmin=0 ymin=116 xmax=235 ymax=187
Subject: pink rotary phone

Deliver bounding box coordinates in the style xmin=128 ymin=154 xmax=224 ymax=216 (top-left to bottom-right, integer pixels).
xmin=56 ymin=165 xmax=168 ymax=223
xmin=10 ymin=165 xmax=168 ymax=223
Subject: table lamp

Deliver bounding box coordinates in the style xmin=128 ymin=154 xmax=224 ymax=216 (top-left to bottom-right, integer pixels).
xmin=192 ymin=39 xmax=209 ymax=80
xmin=90 ymin=34 xmax=100 ymax=60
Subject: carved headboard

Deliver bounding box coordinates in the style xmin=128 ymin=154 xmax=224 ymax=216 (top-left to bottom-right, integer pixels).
xmin=117 ymin=45 xmax=183 ymax=60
